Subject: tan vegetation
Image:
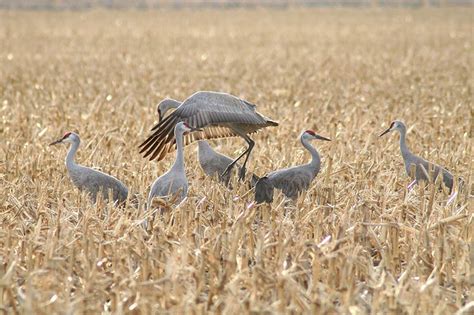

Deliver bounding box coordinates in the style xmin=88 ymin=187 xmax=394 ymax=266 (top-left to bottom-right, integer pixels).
xmin=0 ymin=8 xmax=472 ymax=314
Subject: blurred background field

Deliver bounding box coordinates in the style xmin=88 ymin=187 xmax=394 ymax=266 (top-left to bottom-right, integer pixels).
xmin=0 ymin=6 xmax=473 ymax=314
xmin=1 ymin=0 xmax=473 ymax=9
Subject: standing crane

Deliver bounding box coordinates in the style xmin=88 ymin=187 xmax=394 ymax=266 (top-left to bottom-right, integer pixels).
xmin=197 ymin=140 xmax=238 ymax=186
xmin=139 ymin=91 xmax=278 ymax=180
xmin=50 ymin=132 xmax=129 ymax=204
xmin=255 ymin=130 xmax=331 ymax=203
xmin=155 ymin=97 xmax=256 ymax=186
xmin=379 ymin=120 xmax=455 ymax=193
xmin=147 ymin=121 xmax=202 ymax=208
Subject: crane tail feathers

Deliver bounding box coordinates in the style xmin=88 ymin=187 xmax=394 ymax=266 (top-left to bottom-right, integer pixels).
xmin=250 ymin=173 xmax=260 ymax=188
xmin=255 ymin=176 xmax=274 ymax=204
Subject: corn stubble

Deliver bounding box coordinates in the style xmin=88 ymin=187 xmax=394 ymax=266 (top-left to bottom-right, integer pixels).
xmin=0 ymin=8 xmax=472 ymax=314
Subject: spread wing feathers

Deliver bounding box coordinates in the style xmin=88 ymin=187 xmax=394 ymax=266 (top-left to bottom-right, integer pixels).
xmin=179 ymin=93 xmax=271 ymax=127
xmin=167 ymin=126 xmax=239 ymax=153
xmin=139 ymin=91 xmax=276 ymax=161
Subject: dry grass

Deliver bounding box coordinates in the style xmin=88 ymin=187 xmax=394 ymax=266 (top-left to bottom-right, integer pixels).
xmin=0 ymin=8 xmax=472 ymax=314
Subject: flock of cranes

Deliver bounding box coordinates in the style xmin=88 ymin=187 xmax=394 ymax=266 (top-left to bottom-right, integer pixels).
xmin=49 ymin=91 xmax=461 ymax=216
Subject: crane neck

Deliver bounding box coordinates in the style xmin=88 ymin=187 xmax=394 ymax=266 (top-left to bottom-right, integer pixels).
xmin=397 ymin=127 xmax=411 ymax=158
xmin=160 ymin=99 xmax=181 ymax=117
xmin=197 ymin=140 xmax=207 ymax=162
xmin=301 ymin=136 xmax=320 ymax=173
xmin=171 ymin=128 xmax=186 ymax=173
xmin=66 ymin=139 xmax=80 ymax=169
xmin=197 ymin=140 xmax=212 ymax=156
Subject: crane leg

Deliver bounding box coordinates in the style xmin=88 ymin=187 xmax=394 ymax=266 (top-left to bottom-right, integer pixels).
xmin=238 ymin=137 xmax=254 ymax=180
xmin=407 ymin=179 xmax=417 ymax=191
xmin=447 ymin=190 xmax=457 ymax=205
xmin=222 ymin=135 xmax=254 ymax=181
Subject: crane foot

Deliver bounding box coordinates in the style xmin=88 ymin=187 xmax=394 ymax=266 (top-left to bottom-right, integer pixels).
xmin=447 ymin=191 xmax=457 ymax=205
xmin=238 ymin=167 xmax=247 ymax=181
xmin=407 ymin=179 xmax=417 ymax=191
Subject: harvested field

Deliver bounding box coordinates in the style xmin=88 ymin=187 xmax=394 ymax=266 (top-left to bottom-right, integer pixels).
xmin=0 ymin=8 xmax=472 ymax=314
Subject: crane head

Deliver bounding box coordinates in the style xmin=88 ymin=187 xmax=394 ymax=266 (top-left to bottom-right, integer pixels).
xmin=49 ymin=131 xmax=79 ymax=146
xmin=303 ymin=130 xmax=331 ymax=141
xmin=379 ymin=120 xmax=406 ymax=137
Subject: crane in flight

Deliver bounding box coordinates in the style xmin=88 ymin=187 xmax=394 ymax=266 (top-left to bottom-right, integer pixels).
xmin=139 ymin=91 xmax=278 ymax=180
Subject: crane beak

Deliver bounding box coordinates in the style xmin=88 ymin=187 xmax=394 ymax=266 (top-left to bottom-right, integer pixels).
xmin=189 ymin=126 xmax=203 ymax=132
xmin=49 ymin=138 xmax=63 ymax=146
xmin=379 ymin=127 xmax=392 ymax=137
xmin=315 ymin=134 xmax=331 ymax=141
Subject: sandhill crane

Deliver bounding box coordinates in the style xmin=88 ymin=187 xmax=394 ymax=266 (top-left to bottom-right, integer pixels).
xmin=147 ymin=121 xmax=202 ymax=209
xmin=197 ymin=140 xmax=238 ymax=186
xmin=379 ymin=120 xmax=455 ymax=193
xmin=255 ymin=130 xmax=331 ymax=203
xmin=50 ymin=132 xmax=129 ymax=204
xmin=139 ymin=91 xmax=278 ymax=180
xmin=155 ymin=97 xmax=257 ymax=186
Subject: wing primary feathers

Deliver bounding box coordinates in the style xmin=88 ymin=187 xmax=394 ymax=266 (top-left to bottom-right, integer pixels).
xmin=150 ymin=111 xmax=175 ymax=132
xmin=149 ymin=139 xmax=169 ymax=160
xmin=139 ymin=114 xmax=172 ymax=149
xmin=151 ymin=119 xmax=179 ymax=160
xmin=139 ymin=114 xmax=179 ymax=151
xmin=151 ymin=143 xmax=168 ymax=161
xmin=140 ymin=117 xmax=178 ymax=153
xmin=143 ymin=135 xmax=167 ymax=158
xmin=142 ymin=116 xmax=179 ymax=159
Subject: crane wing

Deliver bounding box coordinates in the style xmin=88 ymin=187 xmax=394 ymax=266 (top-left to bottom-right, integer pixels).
xmin=405 ymin=154 xmax=454 ymax=193
xmin=139 ymin=91 xmax=275 ymax=161
xmin=267 ymin=167 xmax=314 ymax=200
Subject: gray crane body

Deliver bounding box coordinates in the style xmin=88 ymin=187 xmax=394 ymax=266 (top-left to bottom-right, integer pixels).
xmin=380 ymin=120 xmax=454 ymax=192
xmin=198 ymin=140 xmax=236 ymax=185
xmin=50 ymin=132 xmax=129 ymax=204
xmin=255 ymin=130 xmax=330 ymax=203
xmin=140 ymin=91 xmax=278 ymax=180
xmin=197 ymin=140 xmax=260 ymax=187
xmin=147 ymin=122 xmax=201 ymax=208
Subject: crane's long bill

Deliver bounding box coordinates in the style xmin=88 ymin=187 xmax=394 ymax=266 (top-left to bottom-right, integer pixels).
xmin=49 ymin=139 xmax=63 ymax=146
xmin=379 ymin=127 xmax=391 ymax=137
xmin=189 ymin=127 xmax=203 ymax=132
xmin=315 ymin=135 xmax=331 ymax=141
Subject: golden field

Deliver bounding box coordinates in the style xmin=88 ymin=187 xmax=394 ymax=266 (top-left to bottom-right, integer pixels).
xmin=0 ymin=8 xmax=472 ymax=314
